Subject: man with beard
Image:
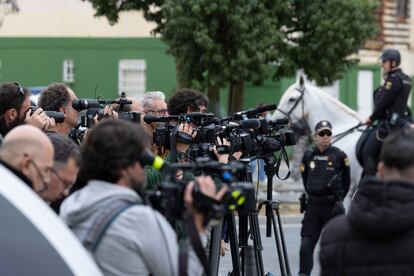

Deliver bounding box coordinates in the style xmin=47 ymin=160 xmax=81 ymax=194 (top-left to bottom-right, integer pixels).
xmin=38 ymin=83 xmax=79 ymax=136
xmin=0 ymin=82 xmax=52 ymax=138
xmin=60 ymin=119 xmax=225 ymax=276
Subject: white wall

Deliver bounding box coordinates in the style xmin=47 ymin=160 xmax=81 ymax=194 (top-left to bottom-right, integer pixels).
xmin=0 ymin=0 xmax=155 ymax=37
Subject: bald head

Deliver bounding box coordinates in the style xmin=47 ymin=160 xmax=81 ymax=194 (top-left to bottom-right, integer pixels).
xmin=0 ymin=125 xmax=54 ymax=197
xmin=1 ymin=125 xmax=53 ymax=161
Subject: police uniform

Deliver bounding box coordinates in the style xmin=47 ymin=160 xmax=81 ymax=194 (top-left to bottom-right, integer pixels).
xmin=361 ymin=49 xmax=412 ymax=178
xmin=299 ymin=120 xmax=350 ymax=276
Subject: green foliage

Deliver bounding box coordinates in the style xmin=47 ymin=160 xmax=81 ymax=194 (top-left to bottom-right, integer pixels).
xmin=278 ymin=0 xmax=380 ymax=85
xmin=85 ymin=0 xmax=379 ymax=87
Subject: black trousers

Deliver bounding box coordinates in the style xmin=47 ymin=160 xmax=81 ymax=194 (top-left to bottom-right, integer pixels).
xmin=299 ymin=202 xmax=341 ymax=275
xmin=360 ymin=129 xmax=382 ymax=180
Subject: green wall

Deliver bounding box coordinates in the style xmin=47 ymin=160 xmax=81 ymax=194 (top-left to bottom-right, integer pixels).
xmin=0 ymin=37 xmax=177 ymax=99
xmin=0 ymin=37 xmax=390 ymax=114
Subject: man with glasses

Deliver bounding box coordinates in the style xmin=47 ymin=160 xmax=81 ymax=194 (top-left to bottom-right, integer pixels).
xmin=141 ymin=91 xmax=168 ymax=137
xmin=0 ymin=82 xmax=52 ymax=137
xmin=43 ymin=133 xmax=80 ymax=208
xmin=298 ymin=120 xmax=350 ymax=276
xmin=0 ymin=125 xmax=54 ymax=201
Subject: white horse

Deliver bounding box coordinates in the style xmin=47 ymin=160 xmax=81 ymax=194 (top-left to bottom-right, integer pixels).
xmin=273 ymin=78 xmax=364 ymax=190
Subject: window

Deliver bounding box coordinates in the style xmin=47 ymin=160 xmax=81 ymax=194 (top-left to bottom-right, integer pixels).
xmin=118 ymin=59 xmax=146 ymax=98
xmin=396 ymin=0 xmax=408 ymax=17
xmin=63 ymin=59 xmax=74 ymax=83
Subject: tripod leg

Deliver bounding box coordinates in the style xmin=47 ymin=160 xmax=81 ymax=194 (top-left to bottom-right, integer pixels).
xmin=275 ymin=208 xmax=291 ymax=276
xmin=209 ymin=220 xmax=223 ymax=276
xmin=249 ymin=211 xmax=265 ymax=276
xmin=271 ymin=209 xmax=287 ymax=276
xmin=227 ymin=213 xmax=241 ymax=276
xmin=239 ymin=214 xmax=249 ymax=276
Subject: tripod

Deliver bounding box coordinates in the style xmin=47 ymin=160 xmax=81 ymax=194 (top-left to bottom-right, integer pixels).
xmin=209 ymin=155 xmax=291 ymax=276
xmin=257 ymin=154 xmax=291 ymax=276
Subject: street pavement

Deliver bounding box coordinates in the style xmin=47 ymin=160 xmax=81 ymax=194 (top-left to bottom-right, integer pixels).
xmin=218 ymin=215 xmax=321 ymax=276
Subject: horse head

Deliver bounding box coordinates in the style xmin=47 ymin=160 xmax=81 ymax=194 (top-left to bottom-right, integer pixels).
xmin=273 ymin=76 xmax=310 ymax=125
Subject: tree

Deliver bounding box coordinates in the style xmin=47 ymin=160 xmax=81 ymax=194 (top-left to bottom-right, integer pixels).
xmin=86 ymin=0 xmax=379 ymax=114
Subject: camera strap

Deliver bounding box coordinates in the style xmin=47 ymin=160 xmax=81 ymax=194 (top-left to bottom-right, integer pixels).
xmin=275 ymin=146 xmax=290 ymax=180
xmin=82 ymin=199 xmax=139 ymax=253
xmin=184 ymin=214 xmax=211 ymax=276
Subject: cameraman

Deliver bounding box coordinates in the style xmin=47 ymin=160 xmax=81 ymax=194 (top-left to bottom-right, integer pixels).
xmin=38 ymin=83 xmax=79 ymax=136
xmin=0 ymin=82 xmax=53 ymax=137
xmin=60 ymin=120 xmax=223 ymax=276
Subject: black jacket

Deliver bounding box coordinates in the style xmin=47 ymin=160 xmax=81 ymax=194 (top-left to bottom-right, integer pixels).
xmin=301 ymin=145 xmax=350 ymax=198
xmin=370 ymin=69 xmax=412 ymax=122
xmin=320 ymin=177 xmax=414 ymax=276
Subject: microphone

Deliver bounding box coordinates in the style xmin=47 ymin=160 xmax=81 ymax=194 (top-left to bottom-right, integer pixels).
xmin=255 ymin=104 xmax=277 ymax=114
xmin=272 ymin=118 xmax=289 ymax=125
xmin=72 ymin=99 xmax=101 ymax=110
xmin=143 ymin=114 xmax=177 ymax=124
xmin=240 ymin=119 xmax=261 ymax=129
xmin=231 ymin=104 xmax=277 ymax=119
xmin=138 ymin=150 xmax=170 ymax=173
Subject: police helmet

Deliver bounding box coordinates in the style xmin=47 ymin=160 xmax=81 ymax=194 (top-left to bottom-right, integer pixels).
xmin=380 ymin=48 xmax=401 ymax=64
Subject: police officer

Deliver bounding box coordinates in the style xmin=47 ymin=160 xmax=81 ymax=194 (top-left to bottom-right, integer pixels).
xmin=298 ymin=120 xmax=350 ymax=276
xmin=361 ymin=48 xmax=412 ymax=178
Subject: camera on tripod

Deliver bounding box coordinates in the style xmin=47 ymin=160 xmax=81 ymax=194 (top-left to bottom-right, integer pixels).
xmin=72 ymin=92 xmax=141 ymax=128
xmin=146 ymin=156 xmax=255 ymax=224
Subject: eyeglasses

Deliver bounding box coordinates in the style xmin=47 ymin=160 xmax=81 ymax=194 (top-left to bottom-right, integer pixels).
xmin=317 ymin=130 xmax=332 ymax=137
xmin=51 ymin=168 xmax=74 ymax=193
xmin=7 ymin=82 xmax=25 ymax=106
xmin=145 ymin=109 xmax=168 ymax=115
xmin=29 ymin=159 xmax=52 ymax=194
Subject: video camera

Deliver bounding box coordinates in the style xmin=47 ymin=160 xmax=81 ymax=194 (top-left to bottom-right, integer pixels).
xmin=30 ymin=106 xmax=65 ymax=123
xmin=72 ymin=92 xmax=141 ymax=128
xmin=141 ymin=152 xmax=255 ymax=223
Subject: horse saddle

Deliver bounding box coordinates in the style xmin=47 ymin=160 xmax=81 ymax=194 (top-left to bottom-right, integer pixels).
xmin=356 ymin=126 xmax=375 ymax=167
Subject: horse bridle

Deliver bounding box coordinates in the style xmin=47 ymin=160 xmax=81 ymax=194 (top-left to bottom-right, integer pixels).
xmin=276 ymin=86 xmax=306 ymax=123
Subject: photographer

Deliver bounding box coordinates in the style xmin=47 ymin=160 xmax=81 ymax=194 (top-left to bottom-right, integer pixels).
xmin=38 ymin=83 xmax=79 ymax=136
xmin=320 ymin=128 xmax=414 ymax=276
xmin=60 ymin=120 xmax=224 ymax=276
xmin=0 ymin=82 xmax=53 ymax=137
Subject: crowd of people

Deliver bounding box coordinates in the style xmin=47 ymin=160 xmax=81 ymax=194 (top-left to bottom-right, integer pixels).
xmin=1 ymin=48 xmax=414 ymax=276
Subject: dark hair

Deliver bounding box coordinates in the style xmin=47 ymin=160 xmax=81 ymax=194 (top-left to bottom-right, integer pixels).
xmin=38 ymin=83 xmax=71 ymax=112
xmin=167 ymin=88 xmax=209 ymax=115
xmin=80 ymin=120 xmax=148 ymax=183
xmin=380 ymin=128 xmax=414 ymax=170
xmin=47 ymin=133 xmax=80 ymax=167
xmin=0 ymin=82 xmax=29 ymax=115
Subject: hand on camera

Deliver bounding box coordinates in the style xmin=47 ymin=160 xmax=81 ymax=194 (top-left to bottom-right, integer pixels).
xmin=211 ymin=137 xmax=230 ymax=164
xmin=25 ymin=108 xmax=50 ymax=130
xmin=184 ymin=175 xmax=227 ymax=233
xmin=365 ymin=117 xmax=373 ymax=125
xmin=93 ymin=105 xmax=119 ymax=125
xmin=176 ymin=123 xmax=196 ymax=153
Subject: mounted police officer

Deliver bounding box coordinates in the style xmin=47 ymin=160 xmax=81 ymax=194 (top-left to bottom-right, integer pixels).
xmin=298 ymin=120 xmax=350 ymax=276
xmin=361 ymin=48 xmax=412 ymax=179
